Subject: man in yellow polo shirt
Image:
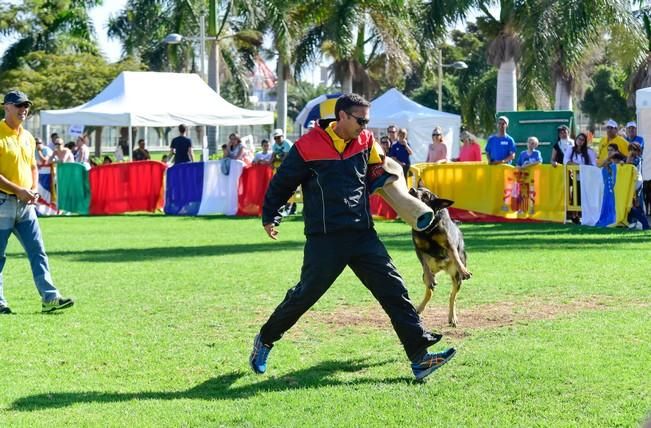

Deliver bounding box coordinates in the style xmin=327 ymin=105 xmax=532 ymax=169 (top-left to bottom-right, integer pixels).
xmin=597 ymin=119 xmax=629 ymax=166
xmin=0 ymin=90 xmax=73 ymax=314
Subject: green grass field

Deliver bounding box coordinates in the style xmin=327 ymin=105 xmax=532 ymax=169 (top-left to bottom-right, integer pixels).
xmin=0 ymin=215 xmax=649 ymax=427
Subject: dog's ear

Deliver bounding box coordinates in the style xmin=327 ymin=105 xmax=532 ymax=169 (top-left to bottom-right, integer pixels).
xmin=408 ymin=188 xmax=417 ymax=197
xmin=432 ymin=198 xmax=454 ymax=209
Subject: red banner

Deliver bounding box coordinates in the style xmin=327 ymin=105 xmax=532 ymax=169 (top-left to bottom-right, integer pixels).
xmin=89 ymin=161 xmax=166 ymax=215
xmin=237 ymin=164 xmax=274 ymax=216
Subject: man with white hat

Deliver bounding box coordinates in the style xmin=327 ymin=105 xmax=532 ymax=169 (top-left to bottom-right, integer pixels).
xmin=271 ymin=128 xmax=292 ymax=165
xmin=597 ymin=119 xmax=629 ymax=166
xmin=625 ymin=121 xmax=645 ymax=152
xmin=485 ymin=115 xmax=516 ymax=165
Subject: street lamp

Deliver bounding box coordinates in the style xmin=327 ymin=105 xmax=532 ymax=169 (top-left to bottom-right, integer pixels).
xmin=437 ymin=49 xmax=468 ymax=111
xmin=164 ymin=13 xmax=214 ymax=83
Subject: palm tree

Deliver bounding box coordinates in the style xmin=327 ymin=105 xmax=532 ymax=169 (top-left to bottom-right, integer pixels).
xmin=0 ymin=0 xmax=101 ymax=71
xmin=524 ymin=0 xmax=634 ymax=111
xmin=293 ymin=0 xmax=420 ymax=98
xmin=627 ymin=2 xmax=651 ymax=106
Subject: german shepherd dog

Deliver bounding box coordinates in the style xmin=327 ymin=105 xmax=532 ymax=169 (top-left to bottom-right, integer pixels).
xmin=408 ymin=186 xmax=471 ymax=327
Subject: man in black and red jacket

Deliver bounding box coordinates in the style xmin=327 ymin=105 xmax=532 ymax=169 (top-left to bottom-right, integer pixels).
xmin=249 ymin=94 xmax=456 ymax=381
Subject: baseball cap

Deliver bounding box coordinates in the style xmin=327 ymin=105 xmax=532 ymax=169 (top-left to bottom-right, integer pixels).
xmin=605 ymin=119 xmax=618 ymax=128
xmin=272 ymin=128 xmax=283 ymax=138
xmin=3 ymin=90 xmax=32 ymax=106
xmin=557 ymin=124 xmax=569 ymax=131
xmin=626 ymin=121 xmax=637 ymax=128
xmin=431 ymin=126 xmax=443 ymax=136
xmin=497 ymin=115 xmax=509 ymax=126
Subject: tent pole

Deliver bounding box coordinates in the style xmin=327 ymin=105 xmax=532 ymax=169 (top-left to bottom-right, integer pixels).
xmin=128 ymin=126 xmax=133 ymax=160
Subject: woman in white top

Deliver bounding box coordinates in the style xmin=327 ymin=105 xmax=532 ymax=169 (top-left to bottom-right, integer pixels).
xmin=563 ymin=132 xmax=596 ymax=166
xmin=52 ymin=137 xmax=75 ymax=163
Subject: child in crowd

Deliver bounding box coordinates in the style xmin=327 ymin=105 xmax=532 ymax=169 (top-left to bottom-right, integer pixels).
xmin=626 ymin=142 xmax=649 ymax=230
xmin=253 ymin=139 xmax=273 ymax=165
xmin=516 ymin=136 xmax=542 ymax=167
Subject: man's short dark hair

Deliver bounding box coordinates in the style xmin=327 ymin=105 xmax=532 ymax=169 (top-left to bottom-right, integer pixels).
xmin=334 ymin=93 xmax=370 ymax=121
xmin=178 ymin=124 xmax=186 ymax=133
xmin=51 ymin=132 xmax=59 ymax=139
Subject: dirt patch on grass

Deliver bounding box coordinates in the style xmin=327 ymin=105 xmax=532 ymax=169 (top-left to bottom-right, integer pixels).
xmin=300 ymin=296 xmax=646 ymax=339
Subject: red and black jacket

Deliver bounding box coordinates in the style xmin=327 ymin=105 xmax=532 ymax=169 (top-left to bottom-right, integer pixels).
xmin=262 ymin=126 xmax=376 ymax=235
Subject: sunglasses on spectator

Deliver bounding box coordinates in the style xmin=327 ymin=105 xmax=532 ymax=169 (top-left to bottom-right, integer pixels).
xmin=606 ymin=126 xmax=615 ymax=129
xmin=14 ymin=102 xmax=30 ymax=109
xmin=432 ymin=133 xmax=441 ymax=137
xmin=346 ymin=112 xmax=369 ymax=126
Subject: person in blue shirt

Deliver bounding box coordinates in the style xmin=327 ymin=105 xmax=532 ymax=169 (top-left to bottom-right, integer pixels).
xmin=388 ymin=127 xmax=413 ymax=178
xmin=516 ymin=136 xmax=543 ymax=167
xmin=625 ymin=121 xmax=645 ymax=153
xmin=485 ymin=116 xmax=516 ymax=164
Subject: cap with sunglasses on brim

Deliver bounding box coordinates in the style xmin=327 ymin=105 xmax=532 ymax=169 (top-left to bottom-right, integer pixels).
xmin=605 ymin=119 xmax=618 ymax=128
xmin=3 ymin=90 xmax=32 ymax=106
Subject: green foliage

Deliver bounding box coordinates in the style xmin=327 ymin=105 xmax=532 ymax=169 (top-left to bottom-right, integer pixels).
xmin=0 ymin=217 xmax=649 ymax=425
xmin=462 ymin=68 xmax=498 ymax=135
xmin=0 ymin=0 xmax=101 ymax=71
xmin=0 ymin=52 xmax=146 ymax=112
xmin=409 ymin=77 xmax=460 ymax=115
xmin=581 ymin=65 xmax=635 ymax=126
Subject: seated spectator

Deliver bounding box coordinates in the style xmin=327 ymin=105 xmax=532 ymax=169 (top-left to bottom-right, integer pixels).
xmin=253 ymin=139 xmax=273 ymax=165
xmin=35 ymin=138 xmax=53 ymax=166
xmin=132 ymin=139 xmax=151 ymax=161
xmin=551 ymin=125 xmax=574 ymax=167
xmin=426 ymin=127 xmax=446 ymax=164
xmin=272 ymin=129 xmax=292 ymax=166
xmin=626 ymin=142 xmax=649 ymax=230
xmin=102 ymin=156 xmax=113 ymax=165
xmin=379 ymin=136 xmax=391 ymax=155
xmin=605 ymin=143 xmax=627 ymax=165
xmin=225 ymin=133 xmax=247 ymax=161
xmin=563 ymin=132 xmax=596 ymax=166
xmin=454 ymin=131 xmax=482 ymax=162
xmin=625 ymin=121 xmax=645 ymax=152
xmin=516 ymin=136 xmax=543 ymax=167
xmin=597 ymin=119 xmax=629 ymax=166
xmin=52 ymin=138 xmax=75 ymax=163
xmin=75 ymin=135 xmax=90 ymax=168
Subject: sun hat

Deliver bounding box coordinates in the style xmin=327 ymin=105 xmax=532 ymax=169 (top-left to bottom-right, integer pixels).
xmin=272 ymin=129 xmax=283 ymax=138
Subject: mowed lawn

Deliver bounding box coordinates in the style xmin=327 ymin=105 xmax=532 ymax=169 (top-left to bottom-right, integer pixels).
xmin=0 ymin=214 xmax=649 ymax=427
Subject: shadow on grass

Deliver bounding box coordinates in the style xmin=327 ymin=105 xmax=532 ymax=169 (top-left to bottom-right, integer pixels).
xmin=10 ymin=358 xmax=411 ymax=411
xmin=23 ymin=241 xmax=306 ymax=263
xmin=380 ymin=222 xmax=650 ymax=253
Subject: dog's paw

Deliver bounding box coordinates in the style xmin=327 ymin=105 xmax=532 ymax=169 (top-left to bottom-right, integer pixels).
xmin=448 ymin=317 xmax=458 ymax=328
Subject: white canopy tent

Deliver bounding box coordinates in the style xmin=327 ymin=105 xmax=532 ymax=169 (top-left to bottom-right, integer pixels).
xmin=40 ymin=71 xmax=274 ymax=158
xmin=368 ymin=88 xmax=461 ymax=162
xmin=635 ymin=87 xmax=651 ymax=180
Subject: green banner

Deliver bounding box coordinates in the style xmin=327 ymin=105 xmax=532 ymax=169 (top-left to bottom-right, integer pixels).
xmin=56 ymin=163 xmax=90 ymax=214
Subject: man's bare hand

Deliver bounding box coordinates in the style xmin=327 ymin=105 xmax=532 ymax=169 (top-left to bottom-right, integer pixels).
xmin=264 ymin=223 xmax=279 ymax=240
xmin=16 ymin=188 xmax=37 ymax=204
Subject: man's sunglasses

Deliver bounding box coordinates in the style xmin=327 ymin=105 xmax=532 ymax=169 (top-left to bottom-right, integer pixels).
xmin=346 ymin=112 xmax=369 ymax=126
xmin=14 ymin=102 xmax=31 ymax=109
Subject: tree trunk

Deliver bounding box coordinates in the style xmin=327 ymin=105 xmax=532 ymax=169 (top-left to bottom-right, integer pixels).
xmin=496 ymin=58 xmax=517 ymax=112
xmin=342 ymin=61 xmax=353 ymax=94
xmin=554 ymin=78 xmax=572 ymax=110
xmin=207 ymin=40 xmax=220 ymax=155
xmin=276 ymin=59 xmax=288 ymax=135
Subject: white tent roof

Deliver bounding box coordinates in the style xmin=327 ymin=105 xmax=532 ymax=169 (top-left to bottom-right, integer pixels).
xmin=368 ymin=88 xmax=461 ymax=162
xmin=40 ymin=71 xmax=274 ymax=127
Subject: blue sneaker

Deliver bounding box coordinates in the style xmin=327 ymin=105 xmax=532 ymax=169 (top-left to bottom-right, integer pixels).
xmin=249 ymin=334 xmax=272 ymax=374
xmin=411 ymin=347 xmax=456 ymax=381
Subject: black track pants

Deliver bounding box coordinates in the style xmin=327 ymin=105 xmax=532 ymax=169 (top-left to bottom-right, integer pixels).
xmin=259 ymin=228 xmax=440 ymax=362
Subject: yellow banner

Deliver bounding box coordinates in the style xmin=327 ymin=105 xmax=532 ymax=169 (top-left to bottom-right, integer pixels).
xmin=412 ymin=163 xmax=568 ymax=223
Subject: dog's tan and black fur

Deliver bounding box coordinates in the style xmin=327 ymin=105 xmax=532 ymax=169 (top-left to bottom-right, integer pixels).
xmin=408 ymin=186 xmax=471 ymax=327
